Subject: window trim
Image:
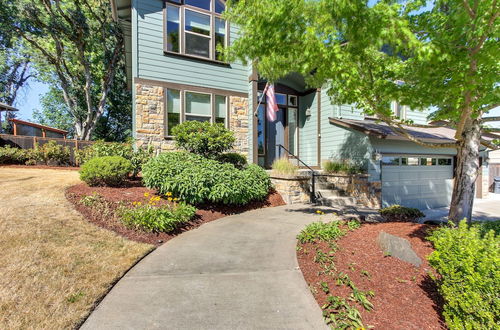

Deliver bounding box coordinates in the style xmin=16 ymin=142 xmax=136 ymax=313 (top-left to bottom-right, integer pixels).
xmin=163 ymin=0 xmax=229 ymax=63
xmin=164 ymin=87 xmax=230 ymax=138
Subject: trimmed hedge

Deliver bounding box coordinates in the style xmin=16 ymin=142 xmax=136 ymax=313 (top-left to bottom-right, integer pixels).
xmin=428 ymin=220 xmax=499 ymax=329
xmin=379 ymin=205 xmax=425 ymax=222
xmin=80 ymin=156 xmax=133 ymax=186
xmin=142 ymin=151 xmax=270 ymax=205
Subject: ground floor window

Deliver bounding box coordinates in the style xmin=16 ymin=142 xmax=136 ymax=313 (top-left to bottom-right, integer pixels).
xmin=165 ymin=88 xmax=229 ymax=136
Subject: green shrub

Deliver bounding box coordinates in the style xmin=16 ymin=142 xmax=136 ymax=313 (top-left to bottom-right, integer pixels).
xmin=35 ymin=141 xmax=70 ymax=165
xmin=79 ymin=156 xmax=133 ymax=186
xmin=0 ymin=145 xmax=29 ymax=164
xmin=75 ymin=141 xmax=153 ymax=176
xmin=297 ymin=221 xmax=346 ymax=243
xmin=271 ymin=157 xmax=298 ymax=176
xmin=379 ymin=205 xmax=425 ymax=221
xmin=217 ymin=152 xmax=247 ymax=169
xmin=119 ymin=202 xmax=196 ymax=233
xmin=427 ymin=220 xmax=499 ymax=329
xmin=142 ymin=151 xmax=271 ymax=205
xmin=172 ymin=121 xmax=235 ymax=158
xmin=323 ymin=159 xmax=366 ymax=174
xmin=475 ymin=220 xmax=500 ymax=237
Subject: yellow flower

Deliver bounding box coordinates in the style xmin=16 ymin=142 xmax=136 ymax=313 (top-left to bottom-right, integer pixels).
xmin=316 ymin=210 xmax=322 ymax=214
xmin=132 ymin=201 xmax=137 ymax=206
xmin=137 ymin=202 xmax=142 ymax=206
xmin=151 ymin=203 xmax=156 ymax=206
xmin=144 ymin=192 xmax=150 ymax=197
xmin=166 ymin=192 xmax=172 ymax=197
xmin=155 ymin=196 xmax=161 ymax=201
xmin=173 ymin=198 xmax=179 ymax=201
xmin=167 ymin=197 xmax=173 ymax=201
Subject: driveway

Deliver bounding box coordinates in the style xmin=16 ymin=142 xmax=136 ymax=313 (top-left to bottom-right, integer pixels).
xmin=423 ymin=194 xmax=500 ymax=222
xmin=82 ymin=204 xmax=328 ymax=330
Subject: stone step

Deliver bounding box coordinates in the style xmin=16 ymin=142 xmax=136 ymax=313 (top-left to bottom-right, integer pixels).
xmin=314 ymin=181 xmax=338 ymax=190
xmin=316 ymin=196 xmax=359 ymax=207
xmin=315 ymin=189 xmax=342 ymax=198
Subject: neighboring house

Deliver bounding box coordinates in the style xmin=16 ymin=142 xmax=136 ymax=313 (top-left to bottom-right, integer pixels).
xmin=8 ymin=118 xmax=68 ymax=139
xmin=111 ymin=0 xmax=493 ymax=210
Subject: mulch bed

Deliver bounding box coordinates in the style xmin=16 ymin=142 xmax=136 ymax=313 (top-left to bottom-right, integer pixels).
xmin=66 ymin=180 xmax=285 ymax=246
xmin=297 ymin=222 xmax=446 ymax=329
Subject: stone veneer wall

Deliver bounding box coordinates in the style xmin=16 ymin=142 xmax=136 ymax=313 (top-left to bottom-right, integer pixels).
xmin=270 ymin=175 xmax=311 ymax=205
xmin=134 ymin=83 xmax=250 ymax=158
xmin=229 ymin=96 xmax=250 ymax=159
xmin=135 ymin=84 xmax=175 ymax=152
xmin=325 ymin=174 xmax=382 ymax=209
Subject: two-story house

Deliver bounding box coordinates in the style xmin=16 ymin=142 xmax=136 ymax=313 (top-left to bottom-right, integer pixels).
xmin=111 ymin=0 xmax=486 ymax=210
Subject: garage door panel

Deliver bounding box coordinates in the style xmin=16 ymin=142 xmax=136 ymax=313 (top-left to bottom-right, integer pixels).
xmin=382 ymin=157 xmax=453 ymax=210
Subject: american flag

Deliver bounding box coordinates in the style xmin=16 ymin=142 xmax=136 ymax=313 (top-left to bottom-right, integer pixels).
xmin=265 ymin=84 xmax=279 ymax=122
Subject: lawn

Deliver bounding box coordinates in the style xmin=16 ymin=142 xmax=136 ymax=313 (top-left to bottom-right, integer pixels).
xmin=0 ymin=167 xmax=153 ymax=329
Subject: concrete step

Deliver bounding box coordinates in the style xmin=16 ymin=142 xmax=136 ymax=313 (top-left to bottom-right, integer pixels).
xmin=315 ymin=189 xmax=342 ymax=198
xmin=316 ymin=196 xmax=359 ymax=207
xmin=314 ymin=181 xmax=338 ymax=190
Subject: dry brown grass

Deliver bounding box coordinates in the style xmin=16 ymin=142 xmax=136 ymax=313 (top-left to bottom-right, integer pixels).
xmin=0 ymin=167 xmax=153 ymax=329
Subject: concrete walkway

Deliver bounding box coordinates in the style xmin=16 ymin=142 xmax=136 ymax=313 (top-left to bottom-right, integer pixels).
xmin=423 ymin=194 xmax=500 ymax=222
xmin=82 ymin=204 xmax=329 ymax=330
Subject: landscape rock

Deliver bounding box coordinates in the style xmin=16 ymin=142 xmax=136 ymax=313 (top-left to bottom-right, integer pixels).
xmin=377 ymin=231 xmax=422 ymax=267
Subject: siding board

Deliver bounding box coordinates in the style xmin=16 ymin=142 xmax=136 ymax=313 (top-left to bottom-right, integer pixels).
xmin=136 ymin=0 xmax=247 ymax=93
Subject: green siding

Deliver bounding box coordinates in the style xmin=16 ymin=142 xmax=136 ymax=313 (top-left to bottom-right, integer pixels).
xmin=319 ymin=87 xmax=371 ymax=167
xmin=298 ymin=92 xmax=318 ymax=166
xmin=405 ymin=108 xmax=429 ymax=124
xmin=135 ymin=0 xmax=248 ymax=93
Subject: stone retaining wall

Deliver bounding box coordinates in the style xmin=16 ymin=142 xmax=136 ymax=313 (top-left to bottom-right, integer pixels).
xmin=270 ymin=175 xmax=311 ymax=205
xmin=324 ymin=174 xmax=381 ymax=208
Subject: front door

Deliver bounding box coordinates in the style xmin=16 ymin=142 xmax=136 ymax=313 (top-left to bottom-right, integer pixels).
xmin=256 ymin=85 xmax=299 ymax=168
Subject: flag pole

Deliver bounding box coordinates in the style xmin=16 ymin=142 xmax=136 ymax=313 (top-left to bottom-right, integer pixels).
xmin=253 ymin=82 xmax=269 ymax=117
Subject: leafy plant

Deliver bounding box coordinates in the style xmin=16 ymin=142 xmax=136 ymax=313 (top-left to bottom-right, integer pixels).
xmin=80 ymin=193 xmax=105 ymax=207
xmin=119 ymin=202 xmax=196 ymax=233
xmin=428 ymin=220 xmax=499 ymax=329
xmin=322 ymin=295 xmax=365 ymax=329
xmin=79 ymin=156 xmax=132 ymax=187
xmin=142 ymin=152 xmax=271 ymax=205
xmin=0 ymin=145 xmax=29 ymax=164
xmin=75 ymin=141 xmax=153 ymax=176
xmin=320 ymin=281 xmax=330 ymax=294
xmin=475 ymin=220 xmax=500 ymax=237
xmin=271 ymin=157 xmax=299 ymax=176
xmin=379 ymin=205 xmax=425 ymax=222
xmin=297 ymin=221 xmax=362 ymax=243
xmin=172 ymin=121 xmax=235 ymax=158
xmin=323 ymin=159 xmax=366 ymax=174
xmin=350 ymin=288 xmax=375 ymax=311
xmin=217 ymin=152 xmax=247 ymax=169
xmin=34 ymin=141 xmax=70 ymax=165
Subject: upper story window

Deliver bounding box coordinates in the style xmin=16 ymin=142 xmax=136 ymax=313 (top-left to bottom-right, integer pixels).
xmin=165 ymin=0 xmax=228 ymax=62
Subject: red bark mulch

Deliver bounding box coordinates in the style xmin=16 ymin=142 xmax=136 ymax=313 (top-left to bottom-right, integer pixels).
xmin=297 ymin=222 xmax=446 ymax=330
xmin=66 ymin=180 xmax=285 ymax=246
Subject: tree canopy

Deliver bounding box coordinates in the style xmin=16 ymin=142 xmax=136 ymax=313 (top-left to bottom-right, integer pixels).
xmin=1 ymin=0 xmax=127 ymax=140
xmin=225 ymin=0 xmax=499 ymax=222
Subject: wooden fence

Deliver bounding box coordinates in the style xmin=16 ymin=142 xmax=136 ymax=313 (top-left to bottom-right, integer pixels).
xmin=0 ymin=134 xmax=95 ymax=166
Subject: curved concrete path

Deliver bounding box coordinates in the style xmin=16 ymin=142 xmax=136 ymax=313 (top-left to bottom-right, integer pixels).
xmin=82 ymin=204 xmax=328 ymax=330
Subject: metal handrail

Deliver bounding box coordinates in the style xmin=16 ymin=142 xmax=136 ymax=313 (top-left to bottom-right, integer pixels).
xmin=276 ymin=144 xmax=317 ymax=203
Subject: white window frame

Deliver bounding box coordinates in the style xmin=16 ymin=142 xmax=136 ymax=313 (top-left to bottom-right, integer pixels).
xmin=164 ymin=1 xmax=229 ymax=62
xmin=164 ymin=87 xmax=230 ymax=137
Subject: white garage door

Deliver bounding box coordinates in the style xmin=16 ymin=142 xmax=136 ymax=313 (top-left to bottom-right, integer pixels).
xmin=381 ymin=155 xmax=454 ymax=210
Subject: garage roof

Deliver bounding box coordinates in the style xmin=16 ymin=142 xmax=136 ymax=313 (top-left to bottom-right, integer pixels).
xmin=328 ymin=117 xmax=459 ymax=143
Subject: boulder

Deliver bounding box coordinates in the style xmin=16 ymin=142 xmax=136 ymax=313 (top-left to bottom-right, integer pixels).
xmin=377 ymin=231 xmax=422 ymax=267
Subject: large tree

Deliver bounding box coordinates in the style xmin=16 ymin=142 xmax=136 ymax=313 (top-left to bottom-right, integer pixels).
xmin=224 ymin=0 xmax=499 ymax=223
xmin=3 ymin=0 xmax=125 ymax=140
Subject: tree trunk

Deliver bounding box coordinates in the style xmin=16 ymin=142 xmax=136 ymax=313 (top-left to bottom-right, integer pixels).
xmin=448 ymin=117 xmax=482 ymax=224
